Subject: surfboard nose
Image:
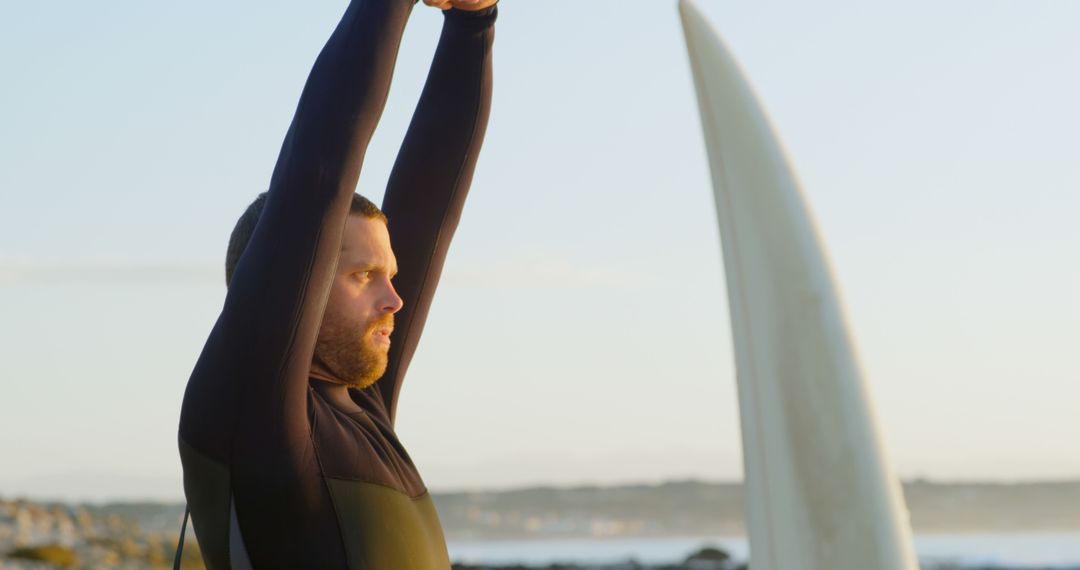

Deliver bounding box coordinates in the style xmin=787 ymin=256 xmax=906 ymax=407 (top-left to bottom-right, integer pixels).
xmin=678 ymin=3 xmax=920 ymax=569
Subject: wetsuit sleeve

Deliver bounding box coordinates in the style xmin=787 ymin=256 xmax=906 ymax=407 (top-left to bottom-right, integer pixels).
xmin=178 ymin=0 xmax=414 ymax=566
xmin=376 ymin=6 xmax=497 ymax=425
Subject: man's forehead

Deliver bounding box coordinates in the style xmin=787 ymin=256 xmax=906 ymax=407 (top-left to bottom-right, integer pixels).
xmin=341 ymin=216 xmax=389 ymax=246
xmin=341 ymin=217 xmax=396 ymax=266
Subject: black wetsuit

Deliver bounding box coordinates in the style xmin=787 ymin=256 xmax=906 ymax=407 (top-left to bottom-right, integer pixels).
xmin=177 ymin=1 xmax=495 ymax=567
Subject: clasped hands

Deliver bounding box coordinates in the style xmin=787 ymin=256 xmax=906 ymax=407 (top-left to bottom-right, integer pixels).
xmin=422 ymin=0 xmax=497 ymax=11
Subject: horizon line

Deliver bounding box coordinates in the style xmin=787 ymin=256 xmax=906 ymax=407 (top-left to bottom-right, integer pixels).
xmin=5 ymin=475 xmax=1080 ymax=506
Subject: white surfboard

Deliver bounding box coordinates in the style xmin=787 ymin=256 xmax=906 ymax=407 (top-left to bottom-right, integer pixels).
xmin=678 ymin=2 xmax=920 ymax=569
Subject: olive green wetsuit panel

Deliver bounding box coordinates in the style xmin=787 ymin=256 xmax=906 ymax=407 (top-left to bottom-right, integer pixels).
xmin=326 ymin=478 xmax=450 ymax=569
xmin=179 ymin=437 xmax=231 ymax=569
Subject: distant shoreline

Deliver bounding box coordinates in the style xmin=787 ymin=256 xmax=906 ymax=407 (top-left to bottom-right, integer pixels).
xmin=5 ymin=478 xmax=1079 ymax=538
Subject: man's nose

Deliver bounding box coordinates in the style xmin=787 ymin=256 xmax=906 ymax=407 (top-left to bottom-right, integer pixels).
xmin=382 ymin=282 xmax=404 ymax=314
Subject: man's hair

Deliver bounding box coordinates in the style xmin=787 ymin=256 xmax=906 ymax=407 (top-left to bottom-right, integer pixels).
xmin=225 ymin=192 xmax=386 ymax=287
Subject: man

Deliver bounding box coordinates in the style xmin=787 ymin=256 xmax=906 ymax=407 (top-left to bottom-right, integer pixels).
xmin=178 ymin=0 xmax=496 ymax=567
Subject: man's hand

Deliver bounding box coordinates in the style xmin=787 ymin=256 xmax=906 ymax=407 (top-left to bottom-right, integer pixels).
xmin=422 ymin=0 xmax=497 ymax=11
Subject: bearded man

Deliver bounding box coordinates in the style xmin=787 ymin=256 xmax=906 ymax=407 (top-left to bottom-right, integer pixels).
xmin=178 ymin=0 xmax=497 ymax=567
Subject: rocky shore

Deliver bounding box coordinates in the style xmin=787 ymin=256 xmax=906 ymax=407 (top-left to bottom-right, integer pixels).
xmin=3 ymin=495 xmax=1076 ymax=569
xmin=0 ymin=497 xmax=200 ymax=569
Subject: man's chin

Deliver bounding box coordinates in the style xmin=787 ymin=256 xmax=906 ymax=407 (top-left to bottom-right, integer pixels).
xmin=348 ymin=357 xmax=388 ymax=389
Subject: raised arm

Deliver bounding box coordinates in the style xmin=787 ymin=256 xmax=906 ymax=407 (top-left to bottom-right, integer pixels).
xmin=179 ymin=0 xmax=415 ymax=565
xmin=375 ymin=5 xmax=497 ymax=424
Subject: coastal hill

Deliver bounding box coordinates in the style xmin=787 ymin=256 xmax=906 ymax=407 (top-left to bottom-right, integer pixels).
xmin=433 ymin=479 xmax=1080 ymax=538
xmin=4 ymin=479 xmax=1077 ymax=542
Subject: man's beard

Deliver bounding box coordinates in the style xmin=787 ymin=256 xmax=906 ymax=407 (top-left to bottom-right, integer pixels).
xmin=314 ymin=312 xmax=393 ymax=389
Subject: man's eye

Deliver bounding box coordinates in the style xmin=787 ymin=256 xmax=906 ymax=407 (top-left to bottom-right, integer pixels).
xmin=355 ymin=271 xmax=371 ymax=280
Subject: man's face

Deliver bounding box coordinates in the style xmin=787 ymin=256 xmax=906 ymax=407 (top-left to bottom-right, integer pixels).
xmin=313 ymin=215 xmax=403 ymax=388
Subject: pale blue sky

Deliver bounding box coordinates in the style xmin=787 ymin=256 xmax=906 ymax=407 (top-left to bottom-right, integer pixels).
xmin=1 ymin=1 xmax=1077 ymax=501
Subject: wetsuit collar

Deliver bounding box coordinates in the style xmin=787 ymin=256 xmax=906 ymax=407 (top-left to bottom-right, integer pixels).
xmin=309 ymin=377 xmax=365 ymax=416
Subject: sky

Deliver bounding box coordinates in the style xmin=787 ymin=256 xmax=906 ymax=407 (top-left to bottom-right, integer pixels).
xmin=1 ymin=0 xmax=1077 ymax=502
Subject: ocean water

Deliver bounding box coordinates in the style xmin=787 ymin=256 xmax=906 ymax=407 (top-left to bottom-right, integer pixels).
xmin=447 ymin=532 xmax=1080 ymax=567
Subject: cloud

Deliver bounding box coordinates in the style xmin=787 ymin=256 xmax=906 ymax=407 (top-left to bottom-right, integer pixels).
xmin=0 ymin=260 xmax=220 ymax=285
xmin=442 ymin=256 xmax=650 ymax=290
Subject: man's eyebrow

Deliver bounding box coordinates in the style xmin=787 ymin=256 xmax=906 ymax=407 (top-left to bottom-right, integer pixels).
xmin=346 ymin=262 xmax=397 ymax=275
xmin=342 ymin=261 xmax=376 ymax=271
